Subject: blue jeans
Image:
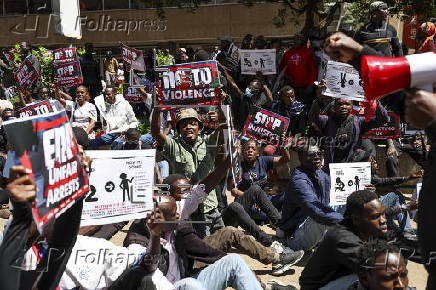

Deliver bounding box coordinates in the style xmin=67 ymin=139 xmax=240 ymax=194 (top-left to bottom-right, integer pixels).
xmin=380 ymin=191 xmax=412 ymax=232
xmin=157 ymin=160 xmax=169 ymax=179
xmin=174 ymin=255 xmax=262 ymax=290
xmin=90 ymin=133 xmax=121 ymax=149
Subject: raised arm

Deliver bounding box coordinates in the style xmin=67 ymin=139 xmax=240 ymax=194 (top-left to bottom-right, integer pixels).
xmin=151 ymin=107 xmax=168 ymax=147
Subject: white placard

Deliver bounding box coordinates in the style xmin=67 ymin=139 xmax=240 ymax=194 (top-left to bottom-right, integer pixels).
xmin=329 ymin=162 xmax=371 ymax=206
xmin=240 ymin=49 xmax=276 ymax=75
xmin=81 ymin=150 xmax=155 ymax=226
xmin=323 ymin=60 xmax=365 ymax=101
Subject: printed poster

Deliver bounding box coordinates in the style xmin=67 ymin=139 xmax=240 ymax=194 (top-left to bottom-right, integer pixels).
xmin=3 ymin=110 xmax=89 ymax=233
xmin=242 ymin=107 xmax=289 ymax=146
xmin=155 ymin=60 xmax=221 ymax=109
xmin=13 ymin=59 xmax=40 ymax=91
xmin=329 ymin=162 xmax=371 ymax=206
xmin=81 ymin=150 xmax=155 ymax=226
xmin=323 ymin=60 xmax=365 ymax=102
xmin=120 ymin=43 xmax=146 ymax=72
xmin=17 ymin=99 xmax=64 ymax=118
xmin=124 ymin=86 xmax=144 ymax=104
xmin=361 ymin=112 xmax=401 ymax=139
xmin=53 ymin=47 xmax=83 ymax=88
xmin=240 ymin=49 xmax=276 ymax=75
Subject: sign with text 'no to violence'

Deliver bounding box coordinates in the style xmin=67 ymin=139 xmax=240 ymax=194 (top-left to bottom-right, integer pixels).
xmin=242 ymin=107 xmax=289 ymax=146
xmin=156 ymin=60 xmax=221 ymax=110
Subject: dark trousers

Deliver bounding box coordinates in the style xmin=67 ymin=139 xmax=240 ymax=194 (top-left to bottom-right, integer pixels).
xmin=221 ymin=185 xmax=281 ymax=247
xmin=386 ymin=139 xmax=427 ymax=177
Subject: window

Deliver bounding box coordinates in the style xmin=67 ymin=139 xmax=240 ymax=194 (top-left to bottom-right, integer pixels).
xmin=4 ymin=0 xmax=27 ymax=14
xmin=103 ymin=0 xmax=129 ymax=10
xmin=28 ymin=0 xmax=52 ymax=14
xmin=79 ymin=0 xmax=103 ymax=11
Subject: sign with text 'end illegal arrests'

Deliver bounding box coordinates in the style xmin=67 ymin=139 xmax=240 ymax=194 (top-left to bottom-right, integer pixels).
xmin=81 ymin=150 xmax=155 ymax=226
xmin=156 ymin=60 xmax=221 ymax=109
xmin=242 ymin=107 xmax=289 ymax=146
xmin=3 ymin=110 xmax=89 ymax=234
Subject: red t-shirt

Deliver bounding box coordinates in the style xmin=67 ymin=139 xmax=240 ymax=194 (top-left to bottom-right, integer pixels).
xmin=279 ymin=47 xmax=318 ymax=88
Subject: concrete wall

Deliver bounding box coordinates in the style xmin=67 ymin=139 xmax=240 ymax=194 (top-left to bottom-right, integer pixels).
xmin=0 ymin=3 xmax=305 ymax=47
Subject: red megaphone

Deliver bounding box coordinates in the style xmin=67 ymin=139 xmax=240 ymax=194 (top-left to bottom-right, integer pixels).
xmin=361 ymin=51 xmax=436 ymax=101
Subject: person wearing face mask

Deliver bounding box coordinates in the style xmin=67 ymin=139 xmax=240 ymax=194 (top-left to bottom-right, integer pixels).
xmin=55 ymin=85 xmax=97 ymax=137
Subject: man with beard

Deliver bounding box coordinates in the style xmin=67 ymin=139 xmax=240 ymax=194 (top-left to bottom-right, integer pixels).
xmin=279 ymin=144 xmax=343 ymax=266
xmin=309 ymin=97 xmax=389 ymax=167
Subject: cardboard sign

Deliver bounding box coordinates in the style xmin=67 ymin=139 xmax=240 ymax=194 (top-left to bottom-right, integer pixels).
xmin=81 ymin=150 xmax=155 ymax=226
xmin=323 ymin=60 xmax=365 ymax=101
xmin=3 ymin=110 xmax=89 ymax=233
xmin=120 ymin=43 xmax=145 ymax=71
xmin=17 ymin=100 xmax=64 ymax=118
xmin=13 ymin=59 xmax=40 ymax=91
xmin=362 ymin=112 xmax=401 ymax=139
xmin=124 ymin=86 xmax=144 ymax=104
xmin=156 ymin=60 xmax=221 ymax=109
xmin=53 ymin=47 xmax=78 ymax=66
xmin=329 ymin=162 xmax=371 ymax=206
xmin=240 ymin=49 xmax=276 ymax=75
xmin=242 ymin=107 xmax=289 ymax=146
xmin=54 ymin=62 xmax=83 ymax=87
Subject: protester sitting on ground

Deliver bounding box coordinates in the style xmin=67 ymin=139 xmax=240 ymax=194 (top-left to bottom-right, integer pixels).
xmin=151 ymin=106 xmax=225 ymax=236
xmin=0 ymin=146 xmax=91 ymax=290
xmin=308 ymin=95 xmax=389 ymax=167
xmin=124 ymin=194 xmax=264 ymax=290
xmin=348 ymin=238 xmax=415 ymax=290
xmin=231 ymin=139 xmax=288 ymax=224
xmin=271 ymin=86 xmax=307 ymax=136
xmin=299 ymin=189 xmax=406 ymax=290
xmin=159 ymin=167 xmax=304 ymax=276
xmin=279 ymin=144 xmax=343 ymax=270
xmin=90 ymin=86 xmax=138 ymax=149
xmin=113 ymin=128 xmax=150 ymax=150
xmin=55 ymin=85 xmax=97 ymax=136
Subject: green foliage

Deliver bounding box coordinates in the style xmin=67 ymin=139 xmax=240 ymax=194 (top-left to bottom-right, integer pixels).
xmin=31 ymin=47 xmax=54 ymax=88
xmin=136 ymin=117 xmax=150 ymax=135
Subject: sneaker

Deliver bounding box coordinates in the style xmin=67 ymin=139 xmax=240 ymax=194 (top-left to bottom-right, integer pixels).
xmin=270 ymin=241 xmax=285 ymax=254
xmin=271 ymin=250 xmax=305 ymax=276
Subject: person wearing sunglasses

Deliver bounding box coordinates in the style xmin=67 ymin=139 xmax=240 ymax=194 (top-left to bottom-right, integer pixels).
xmin=278 ymin=144 xmax=343 ymax=265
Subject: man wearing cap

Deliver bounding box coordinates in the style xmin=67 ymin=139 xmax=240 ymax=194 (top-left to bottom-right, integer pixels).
xmin=151 ymin=107 xmax=225 ymax=236
xmin=354 ymin=1 xmax=403 ymax=57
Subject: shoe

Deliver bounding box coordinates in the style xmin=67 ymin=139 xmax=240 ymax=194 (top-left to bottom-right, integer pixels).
xmin=403 ymin=229 xmax=418 ymax=242
xmin=270 ymin=241 xmax=285 ymax=254
xmin=265 ymin=280 xmax=298 ymax=290
xmin=271 ymin=250 xmax=305 ymax=275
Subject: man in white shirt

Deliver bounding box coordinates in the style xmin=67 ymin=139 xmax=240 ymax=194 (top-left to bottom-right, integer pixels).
xmin=91 ymin=86 xmax=139 ymax=149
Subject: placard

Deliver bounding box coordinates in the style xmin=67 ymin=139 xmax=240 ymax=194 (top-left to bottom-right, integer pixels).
xmin=17 ymin=99 xmax=64 ymax=118
xmin=329 ymin=162 xmax=371 ymax=206
xmin=242 ymin=107 xmax=289 ymax=146
xmin=13 ymin=59 xmax=40 ymax=91
xmin=362 ymin=112 xmax=401 ymax=139
xmin=3 ymin=110 xmax=89 ymax=233
xmin=53 ymin=47 xmax=83 ymax=88
xmin=240 ymin=49 xmax=276 ymax=75
xmin=81 ymin=150 xmax=155 ymax=226
xmin=323 ymin=60 xmax=365 ymax=101
xmin=156 ymin=60 xmax=221 ymax=109
xmin=120 ymin=43 xmax=146 ymax=72
xmin=124 ymin=86 xmax=144 ymax=104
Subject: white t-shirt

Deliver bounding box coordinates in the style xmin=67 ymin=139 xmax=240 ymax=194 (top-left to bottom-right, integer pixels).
xmin=65 ymin=100 xmax=97 ymax=130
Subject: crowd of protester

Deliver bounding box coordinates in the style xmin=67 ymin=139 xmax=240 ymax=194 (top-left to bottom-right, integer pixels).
xmin=0 ymin=1 xmax=435 ymax=289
